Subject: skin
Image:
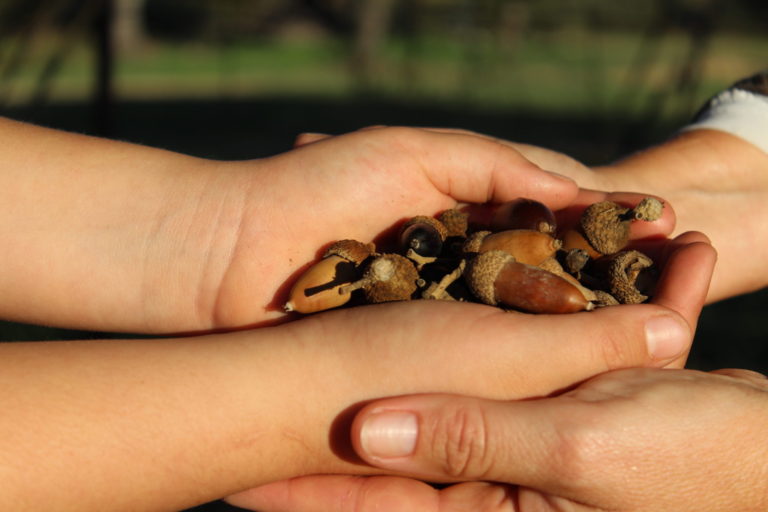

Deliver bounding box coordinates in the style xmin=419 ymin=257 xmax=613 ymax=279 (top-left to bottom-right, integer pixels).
xmin=230 ymin=127 xmax=768 ymax=511
xmin=231 ymin=367 xmax=768 ymax=512
xmin=0 ymin=117 xmax=714 ymax=510
xmin=297 ymin=127 xmax=768 ymax=302
xmin=0 ymin=118 xmax=577 ymax=332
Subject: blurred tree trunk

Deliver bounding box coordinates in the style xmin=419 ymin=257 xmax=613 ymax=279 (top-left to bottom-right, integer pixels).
xmin=114 ymin=0 xmax=148 ymax=52
xmin=352 ymin=0 xmax=396 ymax=91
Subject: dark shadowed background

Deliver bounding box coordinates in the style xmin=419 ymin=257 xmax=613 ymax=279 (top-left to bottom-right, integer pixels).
xmin=0 ymin=1 xmax=766 ymax=510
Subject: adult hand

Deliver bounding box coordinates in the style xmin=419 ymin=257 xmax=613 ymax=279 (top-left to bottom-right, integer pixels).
xmin=229 ymin=365 xmax=768 ymax=512
xmin=407 ymin=127 xmax=768 ymax=302
xmin=0 ymin=120 xmax=578 ymax=332
xmin=0 ymin=234 xmax=714 ymax=511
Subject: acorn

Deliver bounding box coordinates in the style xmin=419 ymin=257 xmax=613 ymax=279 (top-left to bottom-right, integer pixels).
xmin=562 ymin=228 xmax=603 ymax=259
xmin=340 ymin=253 xmax=419 ymax=303
xmin=439 ymin=209 xmax=470 ymax=238
xmin=284 ymin=240 xmax=374 ymax=314
xmin=571 ymin=197 xmax=665 ymax=257
xmin=596 ymin=250 xmax=656 ymax=304
xmin=477 ymin=229 xmax=562 ymax=266
xmin=465 ymin=250 xmax=593 ymax=314
xmin=491 ymin=198 xmax=556 ymax=234
xmin=537 ymin=256 xmax=597 ymax=303
xmin=399 ymin=216 xmax=448 ymax=257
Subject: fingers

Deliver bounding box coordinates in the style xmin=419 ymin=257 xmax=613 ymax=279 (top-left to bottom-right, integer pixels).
xmin=293 ymin=132 xmax=331 ymax=147
xmin=651 ymin=233 xmax=716 ymax=367
xmin=226 ymin=475 xmax=442 ymax=512
xmin=227 ymin=476 xmax=522 ymax=512
xmin=293 ymin=126 xmax=580 ymax=209
xmin=351 ymin=393 xmax=576 ymax=492
xmin=710 ymin=368 xmax=768 ymax=388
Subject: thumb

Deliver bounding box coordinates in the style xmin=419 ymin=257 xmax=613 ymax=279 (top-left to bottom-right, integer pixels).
xmin=351 ymin=393 xmax=576 ymax=490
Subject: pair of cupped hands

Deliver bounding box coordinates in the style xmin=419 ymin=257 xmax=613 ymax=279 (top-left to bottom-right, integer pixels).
xmin=201 ymin=126 xmax=765 ymax=512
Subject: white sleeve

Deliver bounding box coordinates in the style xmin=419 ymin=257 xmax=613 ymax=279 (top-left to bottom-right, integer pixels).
xmin=681 ymin=71 xmax=768 ymax=154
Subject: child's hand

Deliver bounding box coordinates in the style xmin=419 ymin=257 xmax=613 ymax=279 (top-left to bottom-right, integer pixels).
xmin=0 ymin=120 xmax=578 ymax=333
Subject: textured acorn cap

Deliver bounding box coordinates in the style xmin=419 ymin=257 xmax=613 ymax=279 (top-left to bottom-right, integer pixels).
xmin=579 ymin=201 xmax=631 ymax=255
xmin=324 ymin=239 xmax=375 ymax=265
xmin=631 ymin=197 xmax=664 ymax=222
xmin=438 ymin=209 xmax=470 ymax=237
xmin=401 ymin=216 xmax=448 ymax=241
xmin=592 ymin=290 xmax=620 ymax=307
xmin=462 ymin=230 xmax=491 ymax=254
xmin=604 ymin=250 xmax=654 ymax=304
xmin=362 ymin=253 xmax=419 ymax=303
xmin=465 ymin=250 xmax=515 ymax=305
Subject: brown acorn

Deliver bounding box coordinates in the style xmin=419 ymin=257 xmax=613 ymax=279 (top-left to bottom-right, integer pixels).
xmin=399 ymin=216 xmax=448 ymax=257
xmin=465 ymin=250 xmax=593 ymax=314
xmin=284 ymin=240 xmax=374 ymax=314
xmin=439 ymin=209 xmax=470 ymax=238
xmin=562 ymin=228 xmax=603 ymax=259
xmin=491 ymin=198 xmax=557 ymax=234
xmin=537 ymin=256 xmax=597 ymax=302
xmin=340 ymin=253 xmax=419 ymax=304
xmin=596 ymin=250 xmax=656 ymax=304
xmin=478 ymin=229 xmax=562 ymax=266
xmin=572 ymin=197 xmax=665 ymax=257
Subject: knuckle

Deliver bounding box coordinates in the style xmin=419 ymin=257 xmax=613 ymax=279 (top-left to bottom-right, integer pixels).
xmin=548 ymin=422 xmax=605 ymax=489
xmin=430 ymin=402 xmax=494 ymax=479
xmin=593 ymin=321 xmax=641 ymax=370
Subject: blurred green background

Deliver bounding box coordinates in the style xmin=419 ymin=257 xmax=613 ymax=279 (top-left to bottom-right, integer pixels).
xmin=0 ymin=1 xmax=766 ymax=508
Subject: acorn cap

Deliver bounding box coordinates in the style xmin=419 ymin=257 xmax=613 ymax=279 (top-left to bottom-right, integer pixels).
xmin=439 ymin=209 xmax=470 ymax=237
xmin=324 ymin=239 xmax=375 ymax=265
xmin=362 ymin=253 xmax=419 ymax=303
xmin=631 ymin=197 xmax=664 ymax=222
xmin=579 ymin=201 xmax=631 ymax=255
xmin=401 ymin=216 xmax=448 ymax=240
xmin=604 ymin=250 xmax=654 ymax=304
xmin=462 ymin=230 xmax=491 ymax=254
xmin=465 ymin=250 xmax=515 ymax=305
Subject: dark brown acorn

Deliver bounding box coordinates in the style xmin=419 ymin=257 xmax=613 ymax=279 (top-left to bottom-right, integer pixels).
xmin=491 ymin=198 xmax=557 ymax=234
xmin=465 ymin=250 xmax=593 ymax=314
xmin=399 ymin=216 xmax=448 ymax=257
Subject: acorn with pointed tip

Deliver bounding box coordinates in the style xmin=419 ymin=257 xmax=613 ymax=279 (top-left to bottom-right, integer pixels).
xmin=284 ymin=240 xmax=374 ymax=314
xmin=465 ymin=250 xmax=593 ymax=314
xmin=340 ymin=253 xmax=419 ymax=303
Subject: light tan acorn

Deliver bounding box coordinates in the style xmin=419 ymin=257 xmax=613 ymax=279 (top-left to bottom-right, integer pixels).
xmin=339 ymin=253 xmax=419 ymax=304
xmin=465 ymin=250 xmax=593 ymax=314
xmin=284 ymin=240 xmax=374 ymax=314
xmin=477 ymin=229 xmax=562 ymax=266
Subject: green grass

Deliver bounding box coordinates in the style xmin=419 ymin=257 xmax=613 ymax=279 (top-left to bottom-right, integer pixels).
xmin=1 ymin=29 xmax=765 ymax=119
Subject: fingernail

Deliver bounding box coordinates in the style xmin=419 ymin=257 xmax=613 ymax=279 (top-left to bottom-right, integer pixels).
xmin=645 ymin=315 xmax=690 ymax=361
xmin=360 ymin=411 xmax=418 ymax=459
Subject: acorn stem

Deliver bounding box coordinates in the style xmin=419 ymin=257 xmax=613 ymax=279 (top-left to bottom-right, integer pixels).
xmin=423 ymin=259 xmax=466 ymax=300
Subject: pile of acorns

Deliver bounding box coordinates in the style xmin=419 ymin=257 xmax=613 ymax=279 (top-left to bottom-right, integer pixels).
xmin=284 ymin=197 xmax=664 ymax=315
